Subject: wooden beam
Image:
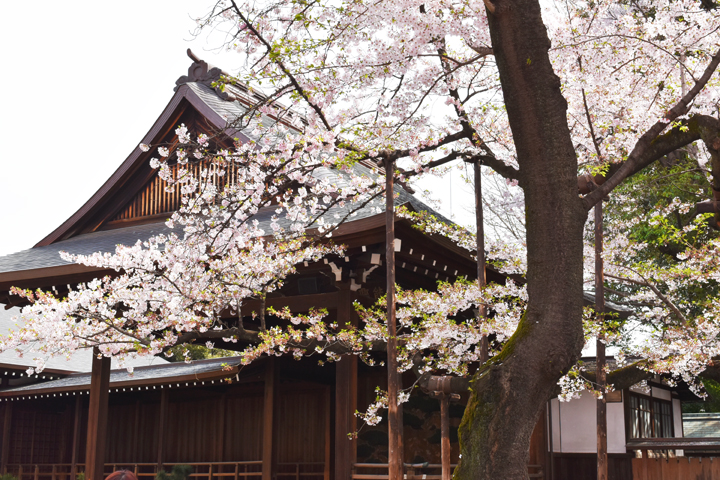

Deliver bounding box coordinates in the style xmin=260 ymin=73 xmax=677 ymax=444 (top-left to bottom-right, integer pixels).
xmin=70 ymin=395 xmax=82 ymax=480
xmin=157 ymin=389 xmax=169 ymax=471
xmin=1 ymin=402 xmax=13 ymax=474
xmin=85 ymin=350 xmax=111 ymax=480
xmin=242 ymin=292 xmax=340 ymax=316
xmin=262 ymin=359 xmax=276 ymax=480
xmin=335 ymin=287 xmax=358 ymax=480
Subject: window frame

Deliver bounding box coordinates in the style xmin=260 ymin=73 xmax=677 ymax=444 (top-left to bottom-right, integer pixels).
xmin=625 ymin=389 xmax=675 ymax=440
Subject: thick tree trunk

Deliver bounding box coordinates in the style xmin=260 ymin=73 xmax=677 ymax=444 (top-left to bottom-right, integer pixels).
xmin=455 ymin=0 xmax=587 ymax=478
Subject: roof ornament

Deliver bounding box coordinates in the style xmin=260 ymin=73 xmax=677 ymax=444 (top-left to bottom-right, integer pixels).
xmin=174 ymin=49 xmax=240 ymax=101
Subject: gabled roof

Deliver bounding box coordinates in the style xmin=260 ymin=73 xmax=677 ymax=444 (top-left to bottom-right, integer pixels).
xmin=0 ymin=53 xmax=462 ymax=292
xmin=33 ymin=84 xmax=252 ymax=248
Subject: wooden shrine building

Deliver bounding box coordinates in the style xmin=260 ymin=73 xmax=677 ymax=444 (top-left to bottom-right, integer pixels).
xmin=0 ymin=53 xmax=513 ymax=480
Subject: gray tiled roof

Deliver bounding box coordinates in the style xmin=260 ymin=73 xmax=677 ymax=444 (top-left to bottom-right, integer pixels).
xmin=684 ymin=413 xmax=720 ymax=438
xmin=186 ymin=82 xmax=285 ymax=144
xmin=0 ymin=167 xmax=447 ymax=276
xmin=0 ymin=355 xmax=240 ymax=395
xmin=0 ymin=223 xmax=178 ymax=274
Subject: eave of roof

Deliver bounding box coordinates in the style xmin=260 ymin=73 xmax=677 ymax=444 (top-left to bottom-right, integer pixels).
xmin=0 ymin=356 xmax=243 ymax=398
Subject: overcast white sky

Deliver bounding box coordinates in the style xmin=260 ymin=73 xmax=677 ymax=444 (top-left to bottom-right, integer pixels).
xmin=0 ymin=1 xmax=474 ymax=258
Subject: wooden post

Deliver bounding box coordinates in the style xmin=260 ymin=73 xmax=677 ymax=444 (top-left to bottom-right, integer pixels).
xmin=85 ymin=349 xmax=111 ymax=480
xmin=474 ymin=161 xmax=489 ymax=364
xmin=1 ymin=403 xmax=13 ymax=474
xmin=384 ymin=158 xmax=403 ymax=480
xmin=595 ymin=201 xmax=608 ymax=480
xmin=70 ymin=395 xmax=82 ymax=480
xmin=335 ymin=287 xmax=358 ymax=480
xmin=439 ymin=394 xmax=450 ymax=480
xmin=262 ymin=359 xmax=275 ymax=480
xmin=157 ymin=389 xmax=169 ymax=471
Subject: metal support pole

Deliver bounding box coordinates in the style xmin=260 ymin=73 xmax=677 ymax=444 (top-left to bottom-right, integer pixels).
xmin=595 ymin=201 xmax=607 ymax=480
xmin=385 ymin=158 xmax=403 ymax=480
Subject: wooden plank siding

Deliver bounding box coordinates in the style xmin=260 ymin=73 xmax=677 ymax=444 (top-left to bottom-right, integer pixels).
xmin=632 ymin=456 xmax=720 ymax=479
xmin=108 ymin=159 xmax=242 ymax=225
xmin=2 ymin=360 xmax=332 ymax=475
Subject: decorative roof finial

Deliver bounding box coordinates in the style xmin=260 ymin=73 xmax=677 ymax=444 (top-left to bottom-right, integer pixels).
xmin=175 ymin=49 xmax=224 ymax=90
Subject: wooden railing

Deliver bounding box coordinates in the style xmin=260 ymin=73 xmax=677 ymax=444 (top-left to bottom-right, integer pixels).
xmin=276 ymin=462 xmax=325 ymax=480
xmin=4 ymin=464 xmax=75 ymax=480
xmin=4 ymin=461 xmax=324 ymax=480
xmin=352 ymin=463 xmax=543 ymax=480
xmin=353 ymin=463 xmax=455 ymax=480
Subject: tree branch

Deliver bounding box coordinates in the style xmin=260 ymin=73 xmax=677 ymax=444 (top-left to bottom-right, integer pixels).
xmin=229 ymin=0 xmax=333 ymax=131
xmin=583 ymin=49 xmax=720 ymax=209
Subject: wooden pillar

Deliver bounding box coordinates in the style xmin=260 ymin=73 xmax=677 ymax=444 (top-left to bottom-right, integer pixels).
xmin=157 ymin=389 xmax=169 ymax=471
xmin=85 ymin=350 xmax=111 ymax=480
xmin=324 ymin=388 xmax=331 ymax=480
xmin=70 ymin=395 xmax=82 ymax=480
xmin=335 ymin=287 xmax=358 ymax=480
xmin=262 ymin=359 xmax=276 ymax=480
xmin=384 ymin=158 xmax=403 ymax=480
xmin=474 ymin=161 xmax=489 ymax=364
xmin=1 ymin=402 xmax=13 ymax=474
xmin=439 ymin=395 xmax=450 ymax=480
xmin=595 ymin=201 xmax=608 ymax=480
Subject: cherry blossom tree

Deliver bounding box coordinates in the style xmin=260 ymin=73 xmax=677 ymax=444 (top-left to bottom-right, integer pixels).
xmin=2 ymin=0 xmax=720 ymax=478
xmin=196 ymin=0 xmax=720 ymax=477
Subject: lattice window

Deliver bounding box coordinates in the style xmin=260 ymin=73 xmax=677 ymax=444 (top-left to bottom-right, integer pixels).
xmin=629 ymin=392 xmax=674 ymax=438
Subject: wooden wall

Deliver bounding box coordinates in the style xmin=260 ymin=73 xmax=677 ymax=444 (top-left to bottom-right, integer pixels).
xmin=275 ymin=385 xmax=330 ymax=464
xmin=552 ymin=453 xmax=633 ymax=480
xmin=4 ymin=400 xmax=74 ymax=465
xmin=105 ymin=397 xmax=160 ymax=464
xmin=632 ymin=456 xmax=720 ymax=479
xmin=1 ymin=367 xmax=331 ymax=469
